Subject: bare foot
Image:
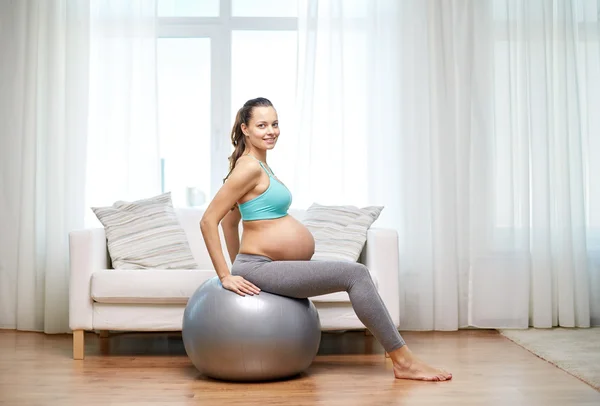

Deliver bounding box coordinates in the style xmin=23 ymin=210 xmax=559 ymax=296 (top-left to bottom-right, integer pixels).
xmin=390 ymin=346 xmax=452 ymax=382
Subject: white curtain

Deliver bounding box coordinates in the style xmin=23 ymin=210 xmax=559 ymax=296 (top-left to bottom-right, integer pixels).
xmin=294 ymin=0 xmax=600 ymax=330
xmin=84 ymin=0 xmax=160 ymax=227
xmin=292 ymin=0 xmax=390 ymax=209
xmin=0 ymin=0 xmax=90 ymax=333
xmin=0 ymin=0 xmax=159 ymax=333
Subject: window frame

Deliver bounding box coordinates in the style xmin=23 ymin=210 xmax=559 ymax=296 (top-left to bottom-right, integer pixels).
xmin=157 ymin=0 xmax=298 ymax=200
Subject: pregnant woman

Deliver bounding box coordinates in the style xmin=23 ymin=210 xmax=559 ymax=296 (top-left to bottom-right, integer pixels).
xmin=200 ymin=97 xmax=452 ymax=382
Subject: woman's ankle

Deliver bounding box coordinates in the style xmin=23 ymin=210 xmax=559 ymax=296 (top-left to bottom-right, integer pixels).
xmin=389 ymin=345 xmax=412 ymax=366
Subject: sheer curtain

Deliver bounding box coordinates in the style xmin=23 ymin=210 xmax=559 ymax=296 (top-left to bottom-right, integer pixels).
xmin=476 ymin=0 xmax=599 ymax=328
xmin=84 ymin=0 xmax=160 ymax=227
xmin=0 ymin=0 xmax=159 ymax=333
xmin=294 ymin=0 xmax=600 ymax=330
xmin=292 ymin=0 xmax=398 ymax=209
xmin=0 ymin=0 xmax=90 ymax=333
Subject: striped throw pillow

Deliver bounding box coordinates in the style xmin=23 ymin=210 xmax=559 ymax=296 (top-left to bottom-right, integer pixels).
xmin=302 ymin=203 xmax=384 ymax=262
xmin=91 ymin=192 xmax=198 ymax=270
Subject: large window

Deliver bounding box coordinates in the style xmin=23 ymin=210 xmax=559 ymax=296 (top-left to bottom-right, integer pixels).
xmin=157 ymin=0 xmax=298 ymax=208
xmin=157 ymin=38 xmax=212 ymax=209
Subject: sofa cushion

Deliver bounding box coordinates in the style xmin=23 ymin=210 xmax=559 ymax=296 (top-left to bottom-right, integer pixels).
xmin=302 ymin=203 xmax=384 ymax=262
xmin=91 ymin=269 xmax=215 ymax=304
xmin=91 ymin=192 xmax=198 ymax=270
xmin=90 ymin=267 xmax=374 ymax=305
xmin=311 ymin=292 xmax=351 ymax=302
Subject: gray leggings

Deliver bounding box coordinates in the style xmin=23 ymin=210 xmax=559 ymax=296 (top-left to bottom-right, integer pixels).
xmin=231 ymin=253 xmax=406 ymax=353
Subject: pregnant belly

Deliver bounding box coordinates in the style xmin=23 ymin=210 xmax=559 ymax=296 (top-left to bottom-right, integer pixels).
xmin=239 ymin=215 xmax=315 ymax=261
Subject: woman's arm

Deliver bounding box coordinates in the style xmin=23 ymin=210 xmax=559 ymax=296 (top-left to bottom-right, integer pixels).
xmin=222 ymin=205 xmax=241 ymax=264
xmin=200 ymin=157 xmax=261 ymax=291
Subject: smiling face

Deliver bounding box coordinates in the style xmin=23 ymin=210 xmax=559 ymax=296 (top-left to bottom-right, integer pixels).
xmin=241 ymin=106 xmax=280 ymax=151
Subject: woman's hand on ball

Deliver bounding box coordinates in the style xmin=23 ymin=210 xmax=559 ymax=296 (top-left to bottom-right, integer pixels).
xmin=221 ymin=275 xmax=261 ymax=296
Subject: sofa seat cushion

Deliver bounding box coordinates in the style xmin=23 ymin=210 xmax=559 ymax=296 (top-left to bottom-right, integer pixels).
xmin=90 ymin=266 xmax=376 ymax=305
xmin=311 ymin=292 xmax=350 ymax=302
xmin=91 ymin=269 xmax=216 ymax=304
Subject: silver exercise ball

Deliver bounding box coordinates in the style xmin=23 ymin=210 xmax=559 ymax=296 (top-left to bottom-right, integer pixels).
xmin=182 ymin=276 xmax=321 ymax=382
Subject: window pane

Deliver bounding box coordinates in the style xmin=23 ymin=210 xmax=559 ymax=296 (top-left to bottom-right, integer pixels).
xmin=231 ymin=31 xmax=297 ymax=181
xmin=158 ymin=0 xmax=219 ymax=17
xmin=157 ymin=38 xmax=211 ymax=208
xmin=232 ymin=0 xmax=297 ymax=17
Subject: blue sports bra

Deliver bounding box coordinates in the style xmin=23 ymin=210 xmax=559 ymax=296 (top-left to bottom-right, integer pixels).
xmin=238 ymin=155 xmax=292 ymax=221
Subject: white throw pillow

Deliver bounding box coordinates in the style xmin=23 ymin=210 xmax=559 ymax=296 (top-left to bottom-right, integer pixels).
xmin=302 ymin=203 xmax=384 ymax=262
xmin=91 ymin=192 xmax=198 ymax=270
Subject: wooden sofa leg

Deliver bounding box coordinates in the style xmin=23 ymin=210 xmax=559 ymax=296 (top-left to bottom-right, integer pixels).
xmin=99 ymin=330 xmax=109 ymax=338
xmin=73 ymin=330 xmax=84 ymax=360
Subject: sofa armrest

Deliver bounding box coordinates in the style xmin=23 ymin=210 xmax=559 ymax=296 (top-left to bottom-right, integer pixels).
xmin=360 ymin=227 xmax=400 ymax=327
xmin=69 ymin=228 xmax=109 ymax=330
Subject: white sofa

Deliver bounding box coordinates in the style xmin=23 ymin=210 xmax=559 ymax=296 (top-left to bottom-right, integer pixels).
xmin=68 ymin=207 xmax=400 ymax=359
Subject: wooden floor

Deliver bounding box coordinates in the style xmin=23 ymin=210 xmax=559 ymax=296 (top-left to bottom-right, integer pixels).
xmin=0 ymin=329 xmax=598 ymax=405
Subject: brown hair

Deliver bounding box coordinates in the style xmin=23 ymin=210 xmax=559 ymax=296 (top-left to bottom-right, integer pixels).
xmin=223 ymin=97 xmax=274 ymax=183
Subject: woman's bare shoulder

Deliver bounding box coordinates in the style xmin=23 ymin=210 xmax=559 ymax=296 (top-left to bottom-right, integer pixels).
xmin=230 ymin=155 xmax=262 ymax=177
xmin=203 ymin=157 xmax=262 ymax=222
xmin=225 ymin=156 xmax=262 ymax=186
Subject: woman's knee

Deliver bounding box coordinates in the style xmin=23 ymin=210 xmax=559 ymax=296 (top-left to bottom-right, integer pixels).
xmin=348 ymin=262 xmax=372 ymax=281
